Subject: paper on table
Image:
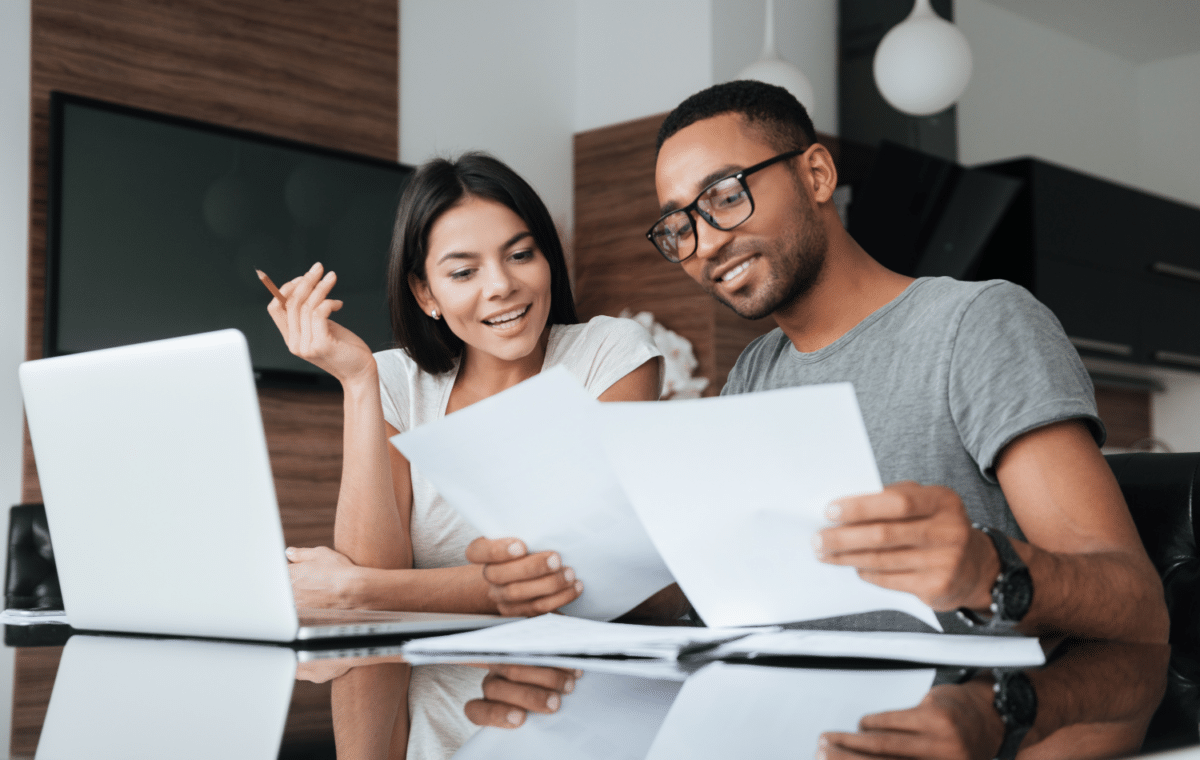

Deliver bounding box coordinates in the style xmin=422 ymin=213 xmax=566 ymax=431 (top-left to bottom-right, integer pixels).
xmin=400 ymin=614 xmax=770 ymax=659
xmin=706 ymin=629 xmax=1045 ymax=667
xmin=646 ymin=662 xmax=935 ymax=760
xmin=453 ymin=671 xmax=682 ymax=760
xmin=390 ymin=367 xmax=675 ymax=620
xmin=598 ymin=382 xmax=942 ymax=630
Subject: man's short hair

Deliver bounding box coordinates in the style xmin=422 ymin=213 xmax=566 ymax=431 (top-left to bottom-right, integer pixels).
xmin=656 ymin=80 xmax=817 ymax=155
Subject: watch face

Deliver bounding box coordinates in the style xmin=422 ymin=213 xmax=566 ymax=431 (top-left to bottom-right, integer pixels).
xmin=996 ymin=671 xmax=1038 ymax=727
xmin=998 ymin=567 xmax=1033 ymax=621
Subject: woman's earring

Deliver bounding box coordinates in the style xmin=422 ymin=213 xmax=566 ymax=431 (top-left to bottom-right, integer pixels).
xmin=430 ymin=309 xmax=439 ymax=320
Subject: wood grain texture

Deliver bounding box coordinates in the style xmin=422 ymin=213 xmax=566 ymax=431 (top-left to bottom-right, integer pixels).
xmin=18 ymin=0 xmax=398 ymax=751
xmin=1095 ymin=386 xmax=1152 ymax=449
xmin=9 ymin=646 xmax=62 ymax=758
xmin=573 ymin=114 xmax=855 ymax=395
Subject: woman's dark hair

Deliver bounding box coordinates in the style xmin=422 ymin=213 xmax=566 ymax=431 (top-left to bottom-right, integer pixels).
xmin=386 ymin=152 xmax=578 ymax=374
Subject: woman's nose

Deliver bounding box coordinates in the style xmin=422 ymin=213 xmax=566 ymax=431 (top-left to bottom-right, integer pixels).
xmin=482 ymin=263 xmax=517 ymax=298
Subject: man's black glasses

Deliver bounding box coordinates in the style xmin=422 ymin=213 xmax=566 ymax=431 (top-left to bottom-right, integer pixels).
xmin=646 ymin=147 xmax=808 ymax=263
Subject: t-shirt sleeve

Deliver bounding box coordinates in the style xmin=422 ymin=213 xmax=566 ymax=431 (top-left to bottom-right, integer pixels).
xmin=948 ymin=281 xmax=1105 ymax=481
xmin=374 ymin=349 xmax=414 ymax=433
xmin=555 ymin=316 xmax=664 ymax=398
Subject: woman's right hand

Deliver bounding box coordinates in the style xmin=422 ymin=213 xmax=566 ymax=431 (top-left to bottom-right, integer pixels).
xmin=265 ymin=261 xmax=375 ymax=384
xmin=465 ymin=538 xmax=584 ymax=616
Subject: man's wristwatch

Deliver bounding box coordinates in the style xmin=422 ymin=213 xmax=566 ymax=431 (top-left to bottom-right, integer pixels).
xmin=991 ymin=668 xmax=1038 ymax=760
xmin=956 ymin=525 xmax=1033 ymax=631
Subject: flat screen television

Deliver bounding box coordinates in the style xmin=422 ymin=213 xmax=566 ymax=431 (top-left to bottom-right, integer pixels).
xmin=46 ymin=92 xmax=413 ymax=389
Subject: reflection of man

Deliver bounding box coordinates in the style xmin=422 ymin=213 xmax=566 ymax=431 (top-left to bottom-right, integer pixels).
xmin=649 ymin=80 xmax=1166 ymax=640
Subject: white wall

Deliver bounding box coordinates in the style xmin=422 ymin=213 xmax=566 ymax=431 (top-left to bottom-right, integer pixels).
xmin=399 ymin=0 xmax=576 ymax=232
xmin=0 ymin=1 xmax=31 ymax=750
xmin=574 ymin=1 xmax=712 ymax=134
xmin=1136 ymin=51 xmax=1200 ymax=209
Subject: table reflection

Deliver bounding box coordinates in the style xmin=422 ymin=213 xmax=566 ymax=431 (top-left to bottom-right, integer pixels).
xmin=25 ymin=633 xmax=1175 ymax=760
xmin=319 ymin=640 xmax=1169 ymax=760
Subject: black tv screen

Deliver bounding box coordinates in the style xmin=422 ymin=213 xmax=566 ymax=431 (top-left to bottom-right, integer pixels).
xmin=46 ymin=92 xmax=412 ymax=388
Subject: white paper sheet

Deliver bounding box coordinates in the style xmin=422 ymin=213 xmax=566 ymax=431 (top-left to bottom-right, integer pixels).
xmin=391 ymin=367 xmax=675 ymax=620
xmin=453 ymin=671 xmax=682 ymax=760
xmin=646 ymin=662 xmax=936 ymax=760
xmin=707 ymin=629 xmax=1045 ymax=667
xmin=400 ymin=614 xmax=770 ymax=659
xmin=598 ymin=383 xmax=942 ymax=630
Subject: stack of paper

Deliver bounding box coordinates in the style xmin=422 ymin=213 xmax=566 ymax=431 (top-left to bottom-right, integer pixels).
xmin=400 ymin=614 xmax=1045 ymax=668
xmin=392 ymin=367 xmax=941 ymax=631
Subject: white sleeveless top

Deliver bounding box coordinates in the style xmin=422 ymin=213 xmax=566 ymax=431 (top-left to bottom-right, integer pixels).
xmin=374 ymin=315 xmax=662 ymax=760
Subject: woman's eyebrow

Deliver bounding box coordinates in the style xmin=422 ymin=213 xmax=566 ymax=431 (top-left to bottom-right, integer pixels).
xmin=435 ymin=251 xmax=478 ymax=265
xmin=502 ymin=231 xmax=533 ymax=248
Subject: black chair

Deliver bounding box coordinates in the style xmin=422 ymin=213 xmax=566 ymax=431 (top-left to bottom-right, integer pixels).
xmin=1106 ymin=453 xmax=1200 ymax=752
xmin=5 ymin=503 xmax=62 ymax=611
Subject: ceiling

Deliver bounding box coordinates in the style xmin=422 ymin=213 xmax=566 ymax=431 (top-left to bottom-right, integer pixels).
xmin=980 ymin=0 xmax=1200 ymax=64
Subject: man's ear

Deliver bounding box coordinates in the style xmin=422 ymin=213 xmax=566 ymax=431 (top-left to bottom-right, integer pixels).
xmin=408 ymin=272 xmax=436 ymax=317
xmin=800 ymin=144 xmax=839 ymax=205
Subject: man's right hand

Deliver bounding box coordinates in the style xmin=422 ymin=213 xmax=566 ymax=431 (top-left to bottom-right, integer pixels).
xmin=465 ymin=537 xmax=584 ymax=616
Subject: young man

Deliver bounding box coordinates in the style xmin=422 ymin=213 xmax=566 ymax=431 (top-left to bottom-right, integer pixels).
xmin=641 ymin=80 xmax=1165 ymax=641
xmin=468 ymin=80 xmax=1165 ymax=644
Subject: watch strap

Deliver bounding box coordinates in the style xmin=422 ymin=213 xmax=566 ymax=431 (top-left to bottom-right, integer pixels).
xmin=956 ymin=525 xmax=1032 ymax=630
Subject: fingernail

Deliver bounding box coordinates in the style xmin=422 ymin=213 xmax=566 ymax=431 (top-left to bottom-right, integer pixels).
xmin=818 ymin=736 xmax=829 ymax=748
xmin=507 ymin=709 xmax=523 ymax=726
xmin=546 ymin=553 xmax=561 ymax=571
xmin=573 ymin=669 xmax=584 ymax=678
xmin=546 ymin=693 xmax=560 ymax=711
xmin=309 ymin=261 xmax=321 ymax=273
xmin=574 ymin=580 xmax=584 ymax=594
xmin=322 ymin=270 xmax=334 ymax=280
xmin=285 ymin=547 xmax=295 ymax=557
xmin=811 ymin=533 xmax=823 ymax=552
xmin=563 ymin=568 xmax=575 ymax=583
xmin=563 ymin=678 xmax=575 ymax=694
xmin=507 ymin=541 xmax=524 ymax=557
xmin=825 ymin=503 xmax=842 ymax=520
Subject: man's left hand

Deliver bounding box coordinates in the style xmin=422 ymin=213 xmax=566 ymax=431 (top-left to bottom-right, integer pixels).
xmin=814 ymin=482 xmax=1000 ymax=612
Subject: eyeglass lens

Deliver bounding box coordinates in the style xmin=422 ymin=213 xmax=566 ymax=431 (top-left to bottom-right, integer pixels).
xmin=650 ymin=176 xmax=753 ymax=262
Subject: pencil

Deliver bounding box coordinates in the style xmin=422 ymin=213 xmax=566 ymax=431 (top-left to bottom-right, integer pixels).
xmin=255 ymin=269 xmax=287 ymax=307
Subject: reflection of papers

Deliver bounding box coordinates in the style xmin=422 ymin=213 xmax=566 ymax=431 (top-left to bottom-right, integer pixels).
xmin=400 ymin=614 xmax=769 ymax=659
xmin=706 ymin=629 xmax=1045 ymax=667
xmin=403 ymin=652 xmax=694 ymax=681
xmin=391 ymin=367 xmax=674 ymax=620
xmin=36 ymin=635 xmax=295 ymax=760
xmin=453 ymin=671 xmax=682 ymax=760
xmin=646 ymin=662 xmax=935 ymax=760
xmin=598 ymin=383 xmax=942 ymax=630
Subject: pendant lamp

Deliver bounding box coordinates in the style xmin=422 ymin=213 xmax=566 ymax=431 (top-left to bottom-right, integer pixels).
xmin=737 ymin=0 xmax=816 ymax=115
xmin=873 ymin=0 xmax=972 ymax=116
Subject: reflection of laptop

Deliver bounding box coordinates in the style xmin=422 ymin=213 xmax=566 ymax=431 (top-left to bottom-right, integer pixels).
xmin=37 ymin=635 xmax=296 ymax=760
xmin=19 ymin=329 xmax=507 ymax=642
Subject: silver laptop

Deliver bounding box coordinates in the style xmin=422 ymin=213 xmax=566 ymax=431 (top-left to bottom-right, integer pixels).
xmin=19 ymin=329 xmax=508 ymax=642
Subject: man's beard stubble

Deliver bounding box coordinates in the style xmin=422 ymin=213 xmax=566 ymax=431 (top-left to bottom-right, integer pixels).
xmin=705 ymin=200 xmax=829 ymax=321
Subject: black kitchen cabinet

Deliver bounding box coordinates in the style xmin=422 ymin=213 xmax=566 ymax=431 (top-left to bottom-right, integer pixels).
xmin=977 ymin=158 xmax=1200 ymax=372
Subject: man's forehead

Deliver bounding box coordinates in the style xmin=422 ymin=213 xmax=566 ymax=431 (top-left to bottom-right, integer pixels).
xmin=655 ymin=113 xmax=771 ymax=204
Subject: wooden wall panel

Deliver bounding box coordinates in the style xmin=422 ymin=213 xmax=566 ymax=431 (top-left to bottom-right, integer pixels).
xmin=17 ymin=0 xmax=397 ymax=752
xmin=1095 ymin=386 xmax=1152 ymax=449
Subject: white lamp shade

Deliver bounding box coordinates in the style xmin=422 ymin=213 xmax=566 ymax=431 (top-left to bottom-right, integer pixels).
xmin=873 ymin=0 xmax=973 ymax=117
xmin=738 ymin=57 xmax=817 ymax=115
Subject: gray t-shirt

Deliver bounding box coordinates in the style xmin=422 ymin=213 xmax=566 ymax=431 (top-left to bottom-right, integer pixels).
xmin=723 ymin=277 xmax=1104 ymax=631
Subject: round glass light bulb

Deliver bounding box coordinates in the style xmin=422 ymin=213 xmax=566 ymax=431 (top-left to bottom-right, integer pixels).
xmin=873 ymin=0 xmax=973 ymax=116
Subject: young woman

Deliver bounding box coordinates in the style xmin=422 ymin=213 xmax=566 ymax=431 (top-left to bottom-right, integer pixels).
xmin=267 ymin=152 xmax=666 ymax=616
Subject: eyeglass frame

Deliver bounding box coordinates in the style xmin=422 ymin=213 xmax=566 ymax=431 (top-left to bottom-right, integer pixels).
xmin=645 ymin=146 xmax=810 ymax=263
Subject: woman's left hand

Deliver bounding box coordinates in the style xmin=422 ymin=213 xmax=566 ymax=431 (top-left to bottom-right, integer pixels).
xmin=286 ymin=545 xmax=363 ymax=609
xmin=465 ymin=537 xmax=584 ymax=616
